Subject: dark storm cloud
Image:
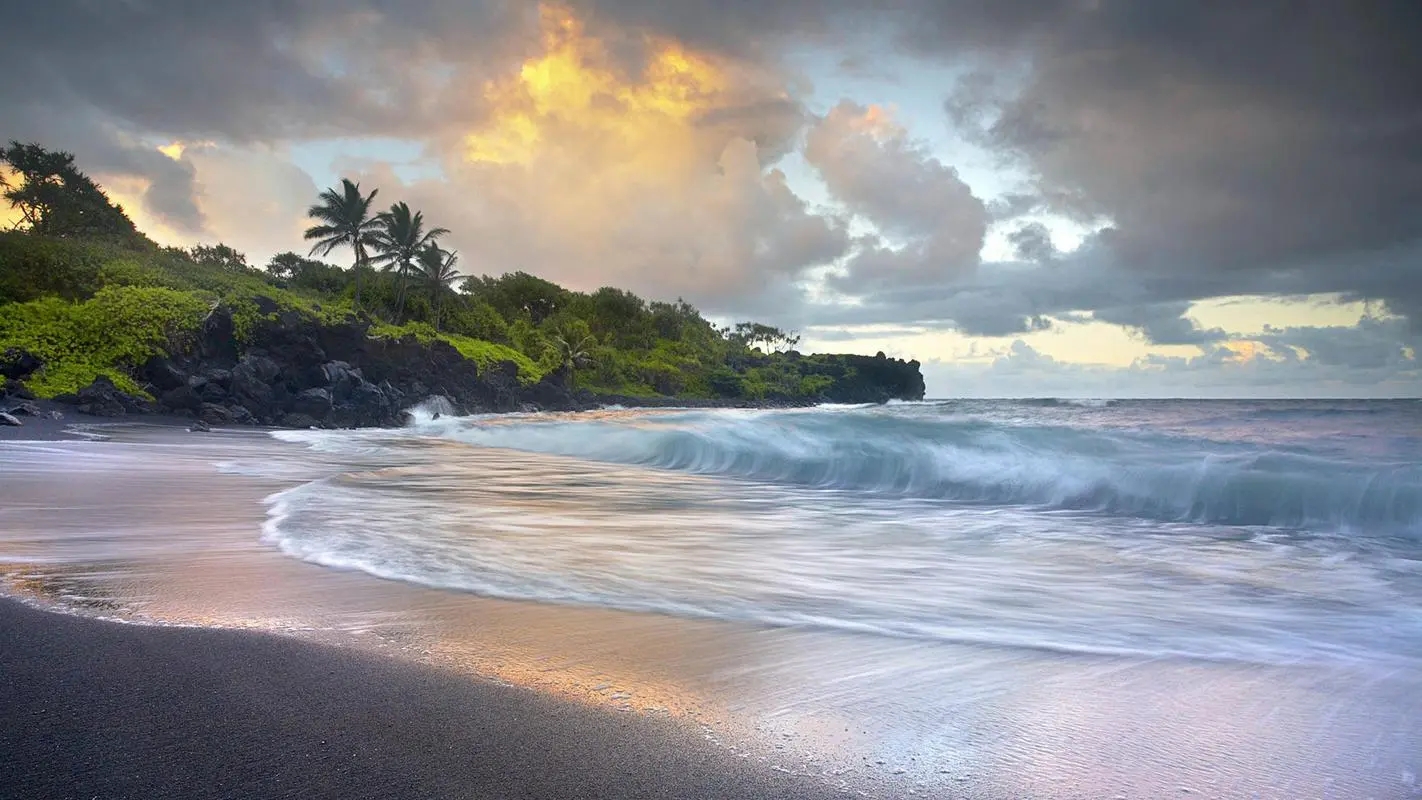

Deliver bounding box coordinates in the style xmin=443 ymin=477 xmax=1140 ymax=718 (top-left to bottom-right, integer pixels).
xmin=583 ymin=0 xmax=1422 ymax=335
xmin=1091 ymin=302 xmax=1228 ymax=347
xmin=1 ymin=0 xmax=528 ymax=233
xmin=1006 ymin=222 xmax=1055 ymax=263
xmin=933 ymin=1 xmax=1422 ymax=323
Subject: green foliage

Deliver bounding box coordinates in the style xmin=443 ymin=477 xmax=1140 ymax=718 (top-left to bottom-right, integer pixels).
xmin=1 ymin=141 xmax=142 ymax=241
xmin=368 ymin=320 xmax=543 ymax=384
xmin=0 ymin=286 xmax=208 ymax=397
xmin=0 ymin=145 xmax=924 ymax=408
xmin=187 ymin=243 xmax=254 ymax=274
xmin=0 ymin=232 xmax=106 ymax=303
xmin=304 ymin=178 xmax=382 ymax=309
xmin=464 ymin=271 xmax=569 ymax=325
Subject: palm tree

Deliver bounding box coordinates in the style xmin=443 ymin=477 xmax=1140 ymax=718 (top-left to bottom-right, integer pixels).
xmin=415 ymin=243 xmax=462 ymax=331
xmin=303 ymin=179 xmax=381 ymax=310
xmin=550 ymin=329 xmax=596 ymax=389
xmin=370 ymin=201 xmax=448 ymax=323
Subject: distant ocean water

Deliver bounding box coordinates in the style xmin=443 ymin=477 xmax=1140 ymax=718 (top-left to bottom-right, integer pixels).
xmin=251 ymin=398 xmax=1422 ymax=669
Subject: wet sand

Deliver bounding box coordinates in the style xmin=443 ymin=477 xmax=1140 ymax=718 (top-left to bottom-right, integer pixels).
xmin=3 ymin=422 xmax=1420 ymax=799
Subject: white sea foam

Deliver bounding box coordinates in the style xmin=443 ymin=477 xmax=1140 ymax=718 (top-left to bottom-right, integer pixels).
xmin=255 ymin=400 xmax=1422 ymax=668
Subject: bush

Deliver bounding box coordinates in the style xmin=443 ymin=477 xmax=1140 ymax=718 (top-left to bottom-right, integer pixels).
xmin=0 ymin=232 xmax=106 ymax=304
xmin=368 ymin=320 xmax=544 ymax=384
xmin=0 ymin=286 xmax=208 ymax=396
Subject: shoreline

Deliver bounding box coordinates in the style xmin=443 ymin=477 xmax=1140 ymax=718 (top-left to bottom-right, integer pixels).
xmin=4 ymin=406 xmax=1419 ymax=799
xmin=0 ymin=598 xmax=848 ymax=800
xmin=0 ymin=395 xmax=833 ymax=443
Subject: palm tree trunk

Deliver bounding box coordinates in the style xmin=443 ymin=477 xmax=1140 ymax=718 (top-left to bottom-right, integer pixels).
xmin=394 ymin=263 xmax=409 ymax=324
xmin=352 ymin=243 xmax=365 ymax=311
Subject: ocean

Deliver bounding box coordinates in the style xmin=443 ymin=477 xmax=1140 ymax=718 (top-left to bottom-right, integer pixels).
xmin=261 ymin=398 xmax=1422 ymax=668
xmin=4 ymin=398 xmax=1421 ymax=797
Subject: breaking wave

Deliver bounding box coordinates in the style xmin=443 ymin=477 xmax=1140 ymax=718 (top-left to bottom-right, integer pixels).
xmin=418 ymin=406 xmax=1421 ymax=535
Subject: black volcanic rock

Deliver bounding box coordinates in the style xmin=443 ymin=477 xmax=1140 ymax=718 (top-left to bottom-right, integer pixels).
xmin=291 ymin=387 xmax=333 ymax=419
xmin=61 ymin=375 xmax=154 ymax=417
xmin=133 ymin=303 xmax=925 ymax=430
xmin=0 ymin=348 xmax=42 ymax=380
xmin=160 ymin=384 xmax=204 ymax=412
xmin=1 ymin=378 xmax=35 ymax=400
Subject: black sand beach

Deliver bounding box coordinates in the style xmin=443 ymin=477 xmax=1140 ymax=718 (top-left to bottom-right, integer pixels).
xmin=0 ymin=599 xmax=844 ymax=800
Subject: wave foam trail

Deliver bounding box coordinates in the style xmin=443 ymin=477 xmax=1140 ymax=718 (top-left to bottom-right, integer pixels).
xmin=254 ymin=401 xmax=1422 ymax=667
xmin=430 ymin=406 xmax=1422 ymax=535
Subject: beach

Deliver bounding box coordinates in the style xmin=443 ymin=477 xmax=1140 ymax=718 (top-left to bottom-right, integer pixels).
xmin=0 ymin=598 xmax=849 ymax=800
xmin=3 ymin=407 xmax=1421 ymax=799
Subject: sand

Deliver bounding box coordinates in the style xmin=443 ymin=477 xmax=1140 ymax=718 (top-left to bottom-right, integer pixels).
xmin=0 ymin=599 xmax=846 ymax=800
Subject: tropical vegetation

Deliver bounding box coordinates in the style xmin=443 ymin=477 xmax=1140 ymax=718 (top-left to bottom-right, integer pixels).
xmin=0 ymin=141 xmax=923 ymax=405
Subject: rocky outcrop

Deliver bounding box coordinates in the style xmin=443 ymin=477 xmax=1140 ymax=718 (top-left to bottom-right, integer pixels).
xmin=115 ymin=308 xmax=549 ymax=429
xmin=1 ymin=348 xmax=42 ymax=380
xmin=54 ymin=375 xmax=155 ymax=417
xmin=57 ymin=305 xmax=925 ymax=430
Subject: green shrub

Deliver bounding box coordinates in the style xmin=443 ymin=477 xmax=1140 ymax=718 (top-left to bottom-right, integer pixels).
xmin=368 ymin=320 xmax=544 ymax=385
xmin=0 ymin=286 xmax=208 ymax=397
xmin=0 ymin=232 xmax=105 ymax=304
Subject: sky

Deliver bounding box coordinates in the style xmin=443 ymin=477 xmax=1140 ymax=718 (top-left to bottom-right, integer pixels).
xmin=4 ymin=1 xmax=1420 ymax=397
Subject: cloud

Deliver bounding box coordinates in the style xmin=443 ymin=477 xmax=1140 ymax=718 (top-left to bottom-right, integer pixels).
xmin=924 ymin=331 xmax=1421 ymax=398
xmin=802 ymin=102 xmax=987 ymax=292
xmin=1092 ymin=301 xmax=1228 ymax=347
xmin=343 ymin=8 xmax=847 ymax=313
xmin=1006 ymin=221 xmax=1055 ymax=263
xmin=934 ymin=3 xmax=1422 ymax=324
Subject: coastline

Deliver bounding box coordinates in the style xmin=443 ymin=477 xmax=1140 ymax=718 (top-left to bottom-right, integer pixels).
xmin=4 ymin=408 xmax=1418 ymax=800
xmin=0 ymin=394 xmax=829 ymax=443
xmin=0 ymin=598 xmax=845 ymax=800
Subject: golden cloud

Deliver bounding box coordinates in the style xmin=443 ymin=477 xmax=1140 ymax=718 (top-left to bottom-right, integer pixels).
xmin=463 ymin=5 xmax=735 ymax=170
xmin=397 ymin=3 xmax=841 ymax=307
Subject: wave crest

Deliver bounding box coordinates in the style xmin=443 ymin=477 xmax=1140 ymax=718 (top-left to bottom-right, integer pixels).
xmin=433 ymin=408 xmax=1421 ymax=534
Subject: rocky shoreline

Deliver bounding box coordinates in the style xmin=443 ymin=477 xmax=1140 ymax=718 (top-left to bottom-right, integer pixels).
xmin=2 ymin=303 xmax=904 ymax=432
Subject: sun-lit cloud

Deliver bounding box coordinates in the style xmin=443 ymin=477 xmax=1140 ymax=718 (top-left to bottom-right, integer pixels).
xmin=364 ymin=3 xmax=843 ymax=309
xmin=464 ymin=6 xmax=731 ymax=168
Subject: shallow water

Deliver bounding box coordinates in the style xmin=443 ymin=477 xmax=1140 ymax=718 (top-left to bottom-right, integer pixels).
xmin=3 ymin=400 xmax=1421 ymax=798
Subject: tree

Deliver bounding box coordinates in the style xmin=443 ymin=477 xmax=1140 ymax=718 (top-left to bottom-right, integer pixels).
xmin=188 ymin=243 xmax=251 ymax=273
xmin=303 ymin=178 xmax=382 ymax=310
xmin=265 ymin=251 xmax=305 ymax=280
xmin=727 ymin=322 xmax=800 ymax=353
xmin=0 ymin=141 xmax=138 ymax=239
xmin=464 ymin=271 xmax=567 ymax=325
xmin=369 ymin=201 xmax=448 ymax=324
xmin=550 ymin=324 xmax=596 ymax=389
xmin=414 ymin=243 xmax=462 ymax=331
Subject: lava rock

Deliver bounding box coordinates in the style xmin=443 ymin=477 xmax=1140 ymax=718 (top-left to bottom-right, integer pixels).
xmin=141 ymin=357 xmax=188 ymax=393
xmin=280 ymin=412 xmax=322 ymax=429
xmin=199 ymin=403 xmax=235 ymax=425
xmin=6 ymin=401 xmax=42 ymax=416
xmin=189 ymin=419 xmax=212 ymax=433
xmin=291 ymin=387 xmax=333 ymax=419
xmin=0 ymin=378 xmax=35 ymax=400
xmin=0 ymin=348 xmax=42 ymax=380
xmin=69 ymin=375 xmax=153 ymax=417
xmin=198 ymin=380 xmax=228 ymax=403
xmin=160 ymin=384 xmax=204 ymax=412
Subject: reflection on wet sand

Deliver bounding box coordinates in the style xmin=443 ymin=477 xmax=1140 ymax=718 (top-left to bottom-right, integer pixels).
xmin=2 ymin=423 xmax=1419 ymax=799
